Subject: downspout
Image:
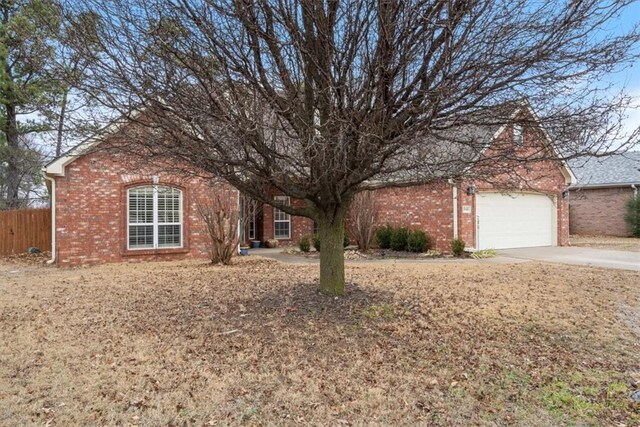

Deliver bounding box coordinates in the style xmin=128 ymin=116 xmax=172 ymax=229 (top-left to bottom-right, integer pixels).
xmin=449 ymin=179 xmax=459 ymax=239
xmin=237 ymin=190 xmax=241 ymax=254
xmin=632 ymin=184 xmax=637 ymax=197
xmin=43 ymin=172 xmax=56 ymax=264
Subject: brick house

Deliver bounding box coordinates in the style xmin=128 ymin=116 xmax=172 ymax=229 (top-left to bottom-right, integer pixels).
xmin=44 ymin=103 xmax=575 ymax=266
xmin=44 ymin=119 xmax=239 ymax=267
xmin=246 ymin=103 xmax=575 ymax=251
xmin=568 ymin=152 xmax=640 ymax=236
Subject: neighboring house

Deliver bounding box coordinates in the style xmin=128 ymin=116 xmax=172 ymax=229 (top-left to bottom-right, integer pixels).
xmin=44 ymin=103 xmax=575 ymax=266
xmin=568 ymin=152 xmax=640 ymax=236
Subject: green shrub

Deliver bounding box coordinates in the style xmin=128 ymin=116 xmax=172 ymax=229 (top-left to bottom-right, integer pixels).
xmin=343 ymin=232 xmax=350 ymax=247
xmin=376 ymin=224 xmax=393 ymax=249
xmin=407 ymin=230 xmax=430 ymax=252
xmin=423 ymin=231 xmax=433 ymax=250
xmin=451 ymin=238 xmax=465 ymax=257
xmin=390 ymin=227 xmax=409 ymax=251
xmin=312 ymin=231 xmax=349 ymax=252
xmin=299 ymin=236 xmax=311 ymax=252
xmin=624 ymin=194 xmax=640 ymax=237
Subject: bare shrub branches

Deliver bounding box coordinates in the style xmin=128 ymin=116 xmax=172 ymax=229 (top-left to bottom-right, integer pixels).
xmin=347 ymin=191 xmax=377 ymax=251
xmin=196 ymin=194 xmax=239 ymax=265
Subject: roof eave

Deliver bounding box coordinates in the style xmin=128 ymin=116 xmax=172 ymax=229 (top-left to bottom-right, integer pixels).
xmin=43 ymin=110 xmax=143 ymax=178
xmin=569 ymin=182 xmax=640 ymax=190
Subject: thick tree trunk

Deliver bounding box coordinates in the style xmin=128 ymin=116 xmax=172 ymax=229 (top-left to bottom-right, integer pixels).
xmin=55 ymin=87 xmax=68 ymax=157
xmin=317 ymin=209 xmax=346 ymax=296
xmin=4 ymin=104 xmax=21 ymax=209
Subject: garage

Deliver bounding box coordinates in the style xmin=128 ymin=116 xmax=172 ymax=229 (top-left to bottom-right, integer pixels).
xmin=476 ymin=192 xmax=557 ymax=250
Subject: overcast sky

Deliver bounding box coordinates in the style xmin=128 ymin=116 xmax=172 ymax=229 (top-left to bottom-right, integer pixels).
xmin=612 ymin=4 xmax=640 ymax=143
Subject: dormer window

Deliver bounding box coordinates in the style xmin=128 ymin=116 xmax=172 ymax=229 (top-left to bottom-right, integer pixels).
xmin=513 ymin=123 xmax=523 ymax=146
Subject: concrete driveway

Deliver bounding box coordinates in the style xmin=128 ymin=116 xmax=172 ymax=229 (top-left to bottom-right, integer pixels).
xmin=498 ymin=246 xmax=640 ymax=271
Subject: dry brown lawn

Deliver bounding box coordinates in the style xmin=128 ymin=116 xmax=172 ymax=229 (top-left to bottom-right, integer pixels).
xmin=1 ymin=257 xmax=639 ymax=426
xmin=570 ymin=234 xmax=640 ymax=252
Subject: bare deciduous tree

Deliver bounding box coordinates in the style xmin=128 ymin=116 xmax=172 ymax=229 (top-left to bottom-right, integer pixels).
xmin=69 ymin=0 xmax=639 ymax=294
xmin=347 ymin=191 xmax=377 ymax=252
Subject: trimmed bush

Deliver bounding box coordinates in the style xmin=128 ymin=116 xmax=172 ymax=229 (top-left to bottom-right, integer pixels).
xmin=624 ymin=194 xmax=640 ymax=237
xmin=407 ymin=230 xmax=429 ymax=252
xmin=299 ymin=236 xmax=311 ymax=252
xmin=452 ymin=238 xmax=465 ymax=257
xmin=376 ymin=224 xmax=394 ymax=249
xmin=390 ymin=227 xmax=409 ymax=251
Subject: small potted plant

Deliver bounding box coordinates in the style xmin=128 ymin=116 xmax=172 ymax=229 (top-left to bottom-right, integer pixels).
xmin=251 ymin=240 xmax=261 ymax=248
xmin=239 ymin=243 xmax=250 ymax=256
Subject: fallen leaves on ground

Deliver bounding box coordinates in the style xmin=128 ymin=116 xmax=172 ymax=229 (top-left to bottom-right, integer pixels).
xmin=0 ymin=257 xmax=638 ymax=426
xmin=570 ymin=234 xmax=640 ymax=252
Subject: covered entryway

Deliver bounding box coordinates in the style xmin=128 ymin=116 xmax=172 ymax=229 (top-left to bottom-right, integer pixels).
xmin=476 ymin=192 xmax=557 ymax=250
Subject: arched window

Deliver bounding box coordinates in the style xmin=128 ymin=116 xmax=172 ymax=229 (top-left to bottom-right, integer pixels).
xmin=127 ymin=185 xmax=183 ymax=249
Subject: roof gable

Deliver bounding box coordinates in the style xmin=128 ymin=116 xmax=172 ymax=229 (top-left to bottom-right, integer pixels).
xmin=44 ymin=111 xmax=141 ymax=177
xmin=474 ymin=101 xmax=575 ymax=185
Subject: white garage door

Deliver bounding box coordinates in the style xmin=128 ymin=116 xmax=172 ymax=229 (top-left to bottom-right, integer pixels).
xmin=476 ymin=192 xmax=556 ymax=250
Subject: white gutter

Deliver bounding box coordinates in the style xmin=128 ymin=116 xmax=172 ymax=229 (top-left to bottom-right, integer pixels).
xmin=570 ymin=182 xmax=640 ymax=190
xmin=453 ymin=185 xmax=459 ymax=239
xmin=237 ymin=191 xmax=241 ymax=253
xmin=43 ymin=172 xmax=56 ymax=264
xmin=449 ymin=179 xmax=459 ymax=239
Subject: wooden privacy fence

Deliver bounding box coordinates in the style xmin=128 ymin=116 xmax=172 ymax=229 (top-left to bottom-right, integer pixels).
xmin=0 ymin=208 xmax=51 ymax=256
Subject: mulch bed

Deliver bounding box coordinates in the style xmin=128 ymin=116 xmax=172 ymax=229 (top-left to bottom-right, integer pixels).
xmin=282 ymin=247 xmax=459 ymax=260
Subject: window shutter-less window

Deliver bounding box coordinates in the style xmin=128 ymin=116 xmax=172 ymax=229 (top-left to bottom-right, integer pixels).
xmin=273 ymin=196 xmax=291 ymax=239
xmin=127 ymin=185 xmax=183 ymax=250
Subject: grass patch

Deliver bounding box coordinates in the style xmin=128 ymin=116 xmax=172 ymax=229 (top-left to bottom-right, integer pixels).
xmin=538 ymin=370 xmax=638 ymax=425
xmin=361 ymin=303 xmax=395 ymax=320
xmin=471 ymin=248 xmax=498 ymax=259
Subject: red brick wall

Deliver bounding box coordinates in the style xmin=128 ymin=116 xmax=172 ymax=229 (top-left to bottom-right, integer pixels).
xmin=260 ymin=196 xmax=314 ymax=246
xmin=569 ymin=187 xmax=635 ymax=236
xmin=372 ymin=182 xmax=454 ymax=251
xmin=255 ymin=127 xmax=571 ymax=253
xmin=53 ymin=149 xmax=238 ymax=266
xmin=457 ymin=121 xmax=571 ymax=248
xmin=366 ymin=122 xmax=570 ymax=252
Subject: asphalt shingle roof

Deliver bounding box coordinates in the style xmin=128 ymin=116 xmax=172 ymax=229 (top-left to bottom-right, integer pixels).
xmin=568 ymin=151 xmax=640 ymax=187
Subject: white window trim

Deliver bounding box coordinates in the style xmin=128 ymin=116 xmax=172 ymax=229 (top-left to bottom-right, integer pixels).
xmin=514 ymin=123 xmax=523 ymax=146
xmin=127 ymin=185 xmax=184 ymax=250
xmin=273 ymin=196 xmax=291 ymax=240
xmin=248 ymin=212 xmax=256 ymax=240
